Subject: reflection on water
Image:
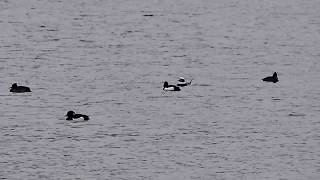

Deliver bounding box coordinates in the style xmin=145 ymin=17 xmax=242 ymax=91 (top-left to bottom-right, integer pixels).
xmin=0 ymin=0 xmax=319 ymax=179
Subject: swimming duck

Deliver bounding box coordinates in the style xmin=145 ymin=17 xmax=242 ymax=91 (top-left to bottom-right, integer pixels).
xmin=10 ymin=83 xmax=31 ymax=93
xmin=176 ymin=77 xmax=192 ymax=87
xmin=262 ymin=72 xmax=278 ymax=83
xmin=163 ymin=81 xmax=181 ymax=91
xmin=66 ymin=111 xmax=89 ymax=121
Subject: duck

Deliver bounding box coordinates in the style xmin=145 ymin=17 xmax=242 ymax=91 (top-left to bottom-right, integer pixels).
xmin=176 ymin=77 xmax=192 ymax=87
xmin=163 ymin=81 xmax=181 ymax=91
xmin=262 ymin=72 xmax=278 ymax=83
xmin=66 ymin=111 xmax=89 ymax=121
xmin=10 ymin=83 xmax=32 ymax=93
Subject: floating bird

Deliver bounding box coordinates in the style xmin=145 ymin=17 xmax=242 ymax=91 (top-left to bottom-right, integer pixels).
xmin=163 ymin=81 xmax=181 ymax=91
xmin=66 ymin=111 xmax=89 ymax=121
xmin=10 ymin=83 xmax=31 ymax=93
xmin=176 ymin=77 xmax=192 ymax=87
xmin=262 ymin=72 xmax=278 ymax=83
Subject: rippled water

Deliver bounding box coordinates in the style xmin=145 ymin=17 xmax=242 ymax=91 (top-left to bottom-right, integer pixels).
xmin=0 ymin=0 xmax=319 ymax=179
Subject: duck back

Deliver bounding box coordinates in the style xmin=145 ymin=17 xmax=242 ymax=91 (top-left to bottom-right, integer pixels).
xmin=10 ymin=85 xmax=31 ymax=93
xmin=262 ymin=72 xmax=278 ymax=83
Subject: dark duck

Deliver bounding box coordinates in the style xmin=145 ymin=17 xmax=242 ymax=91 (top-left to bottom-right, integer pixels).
xmin=66 ymin=111 xmax=89 ymax=121
xmin=176 ymin=77 xmax=192 ymax=87
xmin=262 ymin=72 xmax=278 ymax=83
xmin=10 ymin=83 xmax=31 ymax=93
xmin=163 ymin=81 xmax=181 ymax=91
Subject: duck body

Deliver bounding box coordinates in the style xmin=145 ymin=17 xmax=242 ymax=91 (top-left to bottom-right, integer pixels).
xmin=262 ymin=72 xmax=278 ymax=83
xmin=163 ymin=81 xmax=181 ymax=91
xmin=176 ymin=77 xmax=192 ymax=87
xmin=66 ymin=111 xmax=89 ymax=121
xmin=10 ymin=83 xmax=31 ymax=93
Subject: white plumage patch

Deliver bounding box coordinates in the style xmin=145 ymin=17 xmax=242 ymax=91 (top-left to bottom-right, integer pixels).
xmin=177 ymin=82 xmax=187 ymax=86
xmin=163 ymin=87 xmax=175 ymax=91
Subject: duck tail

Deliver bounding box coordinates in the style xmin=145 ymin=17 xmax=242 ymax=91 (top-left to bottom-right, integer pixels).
xmin=82 ymin=115 xmax=89 ymax=120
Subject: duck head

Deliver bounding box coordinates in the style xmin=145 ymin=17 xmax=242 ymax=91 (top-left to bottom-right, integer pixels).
xmin=273 ymin=72 xmax=277 ymax=77
xmin=11 ymin=83 xmax=18 ymax=89
xmin=178 ymin=77 xmax=185 ymax=82
xmin=163 ymin=81 xmax=169 ymax=88
xmin=66 ymin=111 xmax=75 ymax=119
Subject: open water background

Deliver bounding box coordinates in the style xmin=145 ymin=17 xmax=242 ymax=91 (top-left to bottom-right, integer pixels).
xmin=0 ymin=0 xmax=319 ymax=179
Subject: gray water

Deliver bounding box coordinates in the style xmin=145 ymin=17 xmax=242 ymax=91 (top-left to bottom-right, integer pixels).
xmin=0 ymin=0 xmax=319 ymax=179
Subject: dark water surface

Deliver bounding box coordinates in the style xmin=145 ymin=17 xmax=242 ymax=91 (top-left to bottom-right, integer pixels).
xmin=0 ymin=0 xmax=319 ymax=179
